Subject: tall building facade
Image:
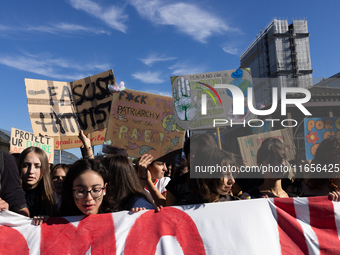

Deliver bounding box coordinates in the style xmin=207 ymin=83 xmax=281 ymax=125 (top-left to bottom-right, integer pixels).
xmin=240 ymin=19 xmax=313 ymax=105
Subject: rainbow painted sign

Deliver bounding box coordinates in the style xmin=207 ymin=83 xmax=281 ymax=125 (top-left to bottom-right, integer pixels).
xmin=170 ymin=69 xmax=254 ymax=130
xmin=304 ymin=116 xmax=340 ymax=160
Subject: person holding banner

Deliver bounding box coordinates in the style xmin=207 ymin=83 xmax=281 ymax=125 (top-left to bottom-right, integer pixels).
xmin=18 ymin=147 xmax=59 ymax=222
xmin=166 ymin=134 xmax=218 ymax=206
xmin=137 ymin=154 xmax=170 ymax=207
xmin=183 ymin=147 xmax=239 ymax=204
xmin=244 ymin=138 xmax=296 ymax=198
xmin=299 ymin=136 xmax=340 ymax=199
xmin=60 ymin=159 xmax=114 ymax=216
xmin=101 ymin=155 xmax=155 ymax=211
xmin=0 ymin=150 xmax=29 ymax=217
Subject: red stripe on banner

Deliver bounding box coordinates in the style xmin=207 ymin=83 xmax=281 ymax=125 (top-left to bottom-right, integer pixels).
xmin=0 ymin=226 xmax=29 ymax=254
xmin=308 ymin=196 xmax=339 ymax=255
xmin=124 ymin=207 xmax=206 ymax=255
xmin=274 ymin=198 xmax=309 ymax=255
xmin=41 ymin=213 xmax=116 ymax=255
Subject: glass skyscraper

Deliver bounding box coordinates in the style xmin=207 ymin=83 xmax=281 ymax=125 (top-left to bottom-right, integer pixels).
xmin=240 ymin=19 xmax=313 ymax=105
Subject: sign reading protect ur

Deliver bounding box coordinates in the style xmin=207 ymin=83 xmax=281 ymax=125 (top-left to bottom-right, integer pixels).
xmin=304 ymin=117 xmax=340 ymax=160
xmin=10 ymin=127 xmax=54 ymax=163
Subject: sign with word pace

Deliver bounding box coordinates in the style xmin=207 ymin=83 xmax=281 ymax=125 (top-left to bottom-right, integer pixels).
xmin=53 ymin=129 xmax=106 ymax=150
xmin=105 ymin=89 xmax=185 ymax=158
xmin=25 ymin=70 xmax=115 ymax=137
xmin=170 ymin=69 xmax=255 ymax=130
xmin=10 ymin=127 xmax=54 ymax=163
xmin=304 ymin=117 xmax=340 ymax=160
xmin=237 ymin=129 xmax=295 ymax=167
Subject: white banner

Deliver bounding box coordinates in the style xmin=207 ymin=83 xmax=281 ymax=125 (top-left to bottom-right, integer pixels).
xmin=0 ymin=196 xmax=339 ymax=254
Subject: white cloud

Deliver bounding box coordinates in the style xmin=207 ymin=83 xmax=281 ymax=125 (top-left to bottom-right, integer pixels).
xmin=129 ymin=0 xmax=237 ymax=43
xmin=222 ymin=46 xmax=239 ymax=55
xmin=0 ymin=52 xmax=110 ymax=80
xmin=138 ymin=53 xmax=176 ymax=66
xmin=168 ymin=62 xmax=206 ymax=75
xmin=68 ymin=0 xmax=128 ymax=33
xmin=0 ymin=23 xmax=110 ymax=36
xmin=131 ymin=71 xmax=165 ymax=84
xmin=27 ymin=23 xmax=110 ymax=35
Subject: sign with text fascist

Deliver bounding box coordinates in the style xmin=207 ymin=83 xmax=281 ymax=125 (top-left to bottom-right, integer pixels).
xmin=25 ymin=70 xmax=115 ymax=138
xmin=10 ymin=127 xmax=54 ymax=163
xmin=170 ymin=69 xmax=255 ymax=130
xmin=105 ymin=89 xmax=185 ymax=158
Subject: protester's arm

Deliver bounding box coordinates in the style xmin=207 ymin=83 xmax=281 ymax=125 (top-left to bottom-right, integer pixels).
xmin=137 ymin=154 xmax=153 ymax=187
xmin=0 ymin=198 xmax=9 ymax=211
xmin=17 ymin=207 xmax=30 ymax=217
xmin=166 ymin=191 xmax=177 ymax=206
xmin=145 ymin=177 xmax=167 ymax=207
xmin=79 ymin=130 xmax=94 ymax=159
xmin=137 ymin=154 xmax=166 ymax=206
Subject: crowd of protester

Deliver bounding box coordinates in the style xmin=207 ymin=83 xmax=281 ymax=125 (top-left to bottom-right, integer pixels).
xmin=1 ymin=131 xmax=340 ymax=226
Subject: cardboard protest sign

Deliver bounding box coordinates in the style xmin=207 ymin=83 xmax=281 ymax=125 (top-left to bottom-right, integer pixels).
xmin=237 ymin=129 xmax=295 ymax=166
xmin=69 ymin=70 xmax=115 ymax=134
xmin=53 ymin=129 xmax=106 ymax=150
xmin=171 ymin=69 xmax=255 ymax=130
xmin=252 ymin=117 xmax=273 ymax=134
xmin=304 ymin=117 xmax=340 ymax=160
xmin=10 ymin=127 xmax=54 ymax=163
xmin=105 ymin=89 xmax=185 ymax=159
xmin=25 ymin=70 xmax=115 ymax=137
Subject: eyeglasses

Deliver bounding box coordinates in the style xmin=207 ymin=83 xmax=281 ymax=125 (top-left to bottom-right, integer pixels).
xmin=73 ymin=188 xmax=105 ymax=199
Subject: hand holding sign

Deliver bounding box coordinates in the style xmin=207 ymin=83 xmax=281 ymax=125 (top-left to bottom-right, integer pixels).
xmin=173 ymin=77 xmax=197 ymax=121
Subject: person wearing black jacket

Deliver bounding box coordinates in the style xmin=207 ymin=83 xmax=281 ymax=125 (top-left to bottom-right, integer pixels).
xmin=0 ymin=150 xmax=29 ymax=216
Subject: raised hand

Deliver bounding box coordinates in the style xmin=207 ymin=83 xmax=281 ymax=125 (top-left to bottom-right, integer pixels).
xmin=173 ymin=77 xmax=197 ymax=121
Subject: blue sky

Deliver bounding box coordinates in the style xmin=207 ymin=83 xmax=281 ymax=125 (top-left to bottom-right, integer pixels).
xmin=1 ymin=0 xmax=339 ymax=159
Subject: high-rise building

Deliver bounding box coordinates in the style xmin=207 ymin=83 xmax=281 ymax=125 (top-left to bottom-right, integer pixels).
xmin=240 ymin=19 xmax=313 ymax=105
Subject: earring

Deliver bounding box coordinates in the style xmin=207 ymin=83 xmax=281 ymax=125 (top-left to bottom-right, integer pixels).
xmin=103 ymin=192 xmax=106 ymax=195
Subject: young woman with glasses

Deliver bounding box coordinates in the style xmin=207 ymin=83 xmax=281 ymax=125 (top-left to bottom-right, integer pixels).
xmin=60 ymin=159 xmax=114 ymax=216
